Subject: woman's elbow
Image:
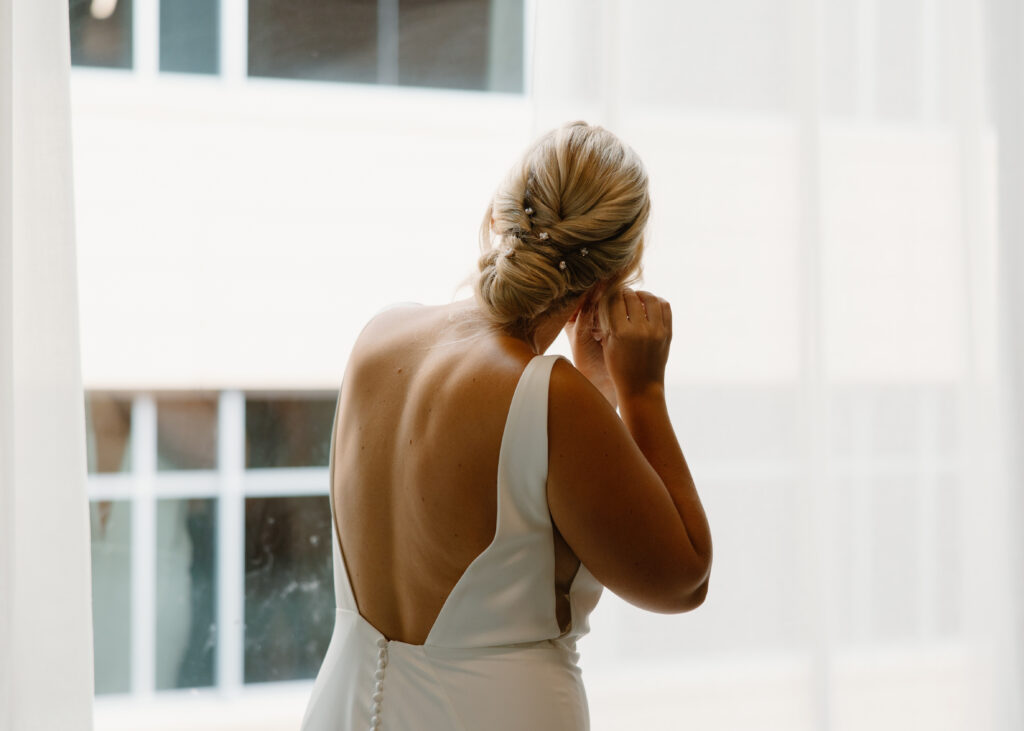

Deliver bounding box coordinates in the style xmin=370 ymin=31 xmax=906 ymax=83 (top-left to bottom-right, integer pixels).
xmin=671 ymin=559 xmax=712 ymax=613
xmin=678 ymin=575 xmax=710 ymax=612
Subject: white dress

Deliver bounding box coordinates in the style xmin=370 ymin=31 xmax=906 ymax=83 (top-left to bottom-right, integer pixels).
xmin=299 ymin=354 xmax=605 ymax=730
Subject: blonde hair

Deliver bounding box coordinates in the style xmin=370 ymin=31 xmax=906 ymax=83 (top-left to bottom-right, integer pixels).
xmin=473 ymin=121 xmax=650 ymax=335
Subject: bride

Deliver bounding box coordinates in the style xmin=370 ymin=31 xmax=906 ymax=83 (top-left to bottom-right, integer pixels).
xmin=300 ymin=120 xmax=712 ymax=730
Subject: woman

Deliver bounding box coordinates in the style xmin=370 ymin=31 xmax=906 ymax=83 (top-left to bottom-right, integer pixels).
xmin=300 ymin=121 xmax=712 ymax=730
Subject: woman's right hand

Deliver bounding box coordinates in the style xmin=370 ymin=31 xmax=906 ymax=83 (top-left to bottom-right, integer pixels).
xmin=601 ymin=289 xmax=673 ymax=401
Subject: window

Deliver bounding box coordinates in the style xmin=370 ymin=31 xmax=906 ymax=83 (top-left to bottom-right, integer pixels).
xmin=157 ymin=395 xmax=219 ymax=471
xmin=70 ymin=0 xmax=134 ymax=69
xmin=245 ymin=396 xmax=336 ymax=469
xmin=244 ymin=495 xmax=334 ymax=683
xmin=90 ymin=500 xmax=133 ymax=694
xmin=160 ymin=0 xmax=221 ymax=75
xmin=247 ymin=0 xmax=525 ymax=91
xmin=156 ymin=498 xmax=218 ymax=689
xmin=86 ymin=389 xmax=338 ymax=695
xmin=69 ymin=0 xmax=525 ymax=93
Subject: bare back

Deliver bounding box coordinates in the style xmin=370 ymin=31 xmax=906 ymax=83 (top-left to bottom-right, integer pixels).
xmin=330 ymin=302 xmax=581 ymax=645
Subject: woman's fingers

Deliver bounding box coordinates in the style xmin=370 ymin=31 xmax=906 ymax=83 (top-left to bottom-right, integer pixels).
xmin=621 ymin=289 xmax=643 ymax=325
xmin=635 ymin=290 xmax=660 ymax=325
xmin=606 ymin=287 xmax=671 ymax=337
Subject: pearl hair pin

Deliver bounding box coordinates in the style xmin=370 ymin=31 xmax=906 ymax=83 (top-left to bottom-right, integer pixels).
xmin=559 ymin=260 xmax=567 ymax=271
xmin=524 ymin=207 xmax=534 ymax=215
xmin=538 ymin=232 xmax=549 ymax=240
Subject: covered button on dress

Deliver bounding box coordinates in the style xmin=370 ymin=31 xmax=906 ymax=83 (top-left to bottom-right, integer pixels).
xmin=299 ymin=354 xmax=605 ymax=731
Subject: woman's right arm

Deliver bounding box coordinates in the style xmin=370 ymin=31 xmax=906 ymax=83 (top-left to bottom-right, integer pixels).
xmin=547 ymin=290 xmax=712 ymax=613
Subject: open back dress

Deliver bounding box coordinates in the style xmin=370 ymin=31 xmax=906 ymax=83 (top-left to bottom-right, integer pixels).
xmin=299 ymin=353 xmax=605 ymax=731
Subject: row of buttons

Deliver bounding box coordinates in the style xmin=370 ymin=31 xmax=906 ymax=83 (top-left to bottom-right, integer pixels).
xmin=370 ymin=636 xmax=388 ymax=729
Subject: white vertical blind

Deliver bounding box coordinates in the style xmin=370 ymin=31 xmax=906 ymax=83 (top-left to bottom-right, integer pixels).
xmin=0 ymin=0 xmax=94 ymax=729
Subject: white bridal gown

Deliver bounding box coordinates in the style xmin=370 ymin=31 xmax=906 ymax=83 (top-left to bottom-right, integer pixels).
xmin=300 ymin=353 xmax=605 ymax=731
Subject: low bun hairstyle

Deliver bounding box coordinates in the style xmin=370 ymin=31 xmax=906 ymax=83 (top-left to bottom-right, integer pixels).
xmin=474 ymin=121 xmax=650 ymax=336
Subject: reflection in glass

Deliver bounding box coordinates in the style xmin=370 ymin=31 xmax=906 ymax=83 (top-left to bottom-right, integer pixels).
xmin=244 ymin=496 xmax=334 ymax=683
xmin=156 ymin=499 xmax=218 ymax=689
xmin=157 ymin=395 xmax=218 ymax=471
xmin=69 ymin=0 xmax=134 ymax=69
xmin=85 ymin=392 xmax=132 ymax=474
xmin=160 ymin=0 xmax=220 ymax=75
xmin=248 ymin=0 xmax=379 ymax=84
xmin=91 ymin=500 xmax=132 ymax=694
xmin=247 ymin=0 xmax=524 ymax=92
xmin=245 ymin=395 xmax=336 ymax=468
xmin=398 ymin=0 xmax=524 ymax=92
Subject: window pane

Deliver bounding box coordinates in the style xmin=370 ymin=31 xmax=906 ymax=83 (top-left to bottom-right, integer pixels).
xmin=160 ymin=0 xmax=220 ymax=74
xmin=247 ymin=0 xmax=524 ymax=91
xmin=245 ymin=395 xmax=336 ymax=468
xmin=157 ymin=395 xmax=218 ymax=471
xmin=85 ymin=392 xmax=132 ymax=474
xmin=156 ymin=499 xmax=218 ymax=690
xmin=398 ymin=0 xmax=524 ymax=92
xmin=244 ymin=496 xmax=334 ymax=683
xmin=70 ymin=0 xmax=134 ymax=69
xmin=248 ymin=0 xmax=379 ymax=84
xmin=91 ymin=500 xmax=132 ymax=695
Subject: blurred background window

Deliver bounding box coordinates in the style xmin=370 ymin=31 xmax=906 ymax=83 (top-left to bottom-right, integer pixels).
xmin=89 ymin=500 xmax=133 ymax=695
xmin=156 ymin=498 xmax=219 ymax=689
xmin=86 ymin=393 xmax=133 ymax=474
xmin=157 ymin=396 xmax=219 ymax=471
xmin=244 ymin=495 xmax=335 ymax=683
xmin=245 ymin=395 xmax=336 ymax=469
xmin=160 ymin=0 xmax=220 ymax=75
xmin=70 ymin=0 xmax=134 ymax=69
xmin=247 ymin=0 xmax=524 ymax=91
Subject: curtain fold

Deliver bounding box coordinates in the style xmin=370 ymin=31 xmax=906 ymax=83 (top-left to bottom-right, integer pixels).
xmin=0 ymin=0 xmax=94 ymax=729
xmin=989 ymin=1 xmax=1024 ymax=727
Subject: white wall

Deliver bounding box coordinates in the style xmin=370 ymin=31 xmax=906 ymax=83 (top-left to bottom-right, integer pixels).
xmin=72 ymin=72 xmax=533 ymax=390
xmin=72 ymin=73 xmax=989 ymax=390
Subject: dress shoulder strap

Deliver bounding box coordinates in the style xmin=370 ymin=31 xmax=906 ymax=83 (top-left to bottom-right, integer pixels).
xmin=494 ymin=354 xmax=565 ymax=532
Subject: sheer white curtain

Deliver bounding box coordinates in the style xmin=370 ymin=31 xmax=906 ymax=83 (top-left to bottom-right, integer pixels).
xmin=0 ymin=1 xmax=95 ymax=729
xmin=532 ymin=1 xmax=1022 ymax=729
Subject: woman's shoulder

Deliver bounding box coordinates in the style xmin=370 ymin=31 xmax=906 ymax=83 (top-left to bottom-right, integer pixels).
xmin=372 ymin=300 xmax=424 ymax=317
xmin=355 ymin=301 xmax=426 ymax=342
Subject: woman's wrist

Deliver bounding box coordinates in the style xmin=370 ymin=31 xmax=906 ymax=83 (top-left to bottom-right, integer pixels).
xmin=616 ymin=381 xmax=667 ymax=416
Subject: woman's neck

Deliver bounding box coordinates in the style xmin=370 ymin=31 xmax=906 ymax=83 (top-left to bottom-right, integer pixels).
xmin=446 ymin=297 xmax=581 ymax=355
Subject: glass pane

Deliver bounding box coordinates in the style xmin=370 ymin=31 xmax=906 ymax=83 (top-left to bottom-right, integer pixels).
xmin=85 ymin=392 xmax=132 ymax=474
xmin=156 ymin=499 xmax=218 ymax=690
xmin=247 ymin=0 xmax=524 ymax=92
xmin=91 ymin=500 xmax=132 ymax=694
xmin=70 ymin=0 xmax=134 ymax=69
xmin=160 ymin=0 xmax=220 ymax=74
xmin=248 ymin=0 xmax=379 ymax=84
xmin=157 ymin=395 xmax=218 ymax=471
xmin=245 ymin=395 xmax=336 ymax=468
xmin=244 ymin=496 xmax=334 ymax=683
xmin=398 ymin=0 xmax=524 ymax=92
